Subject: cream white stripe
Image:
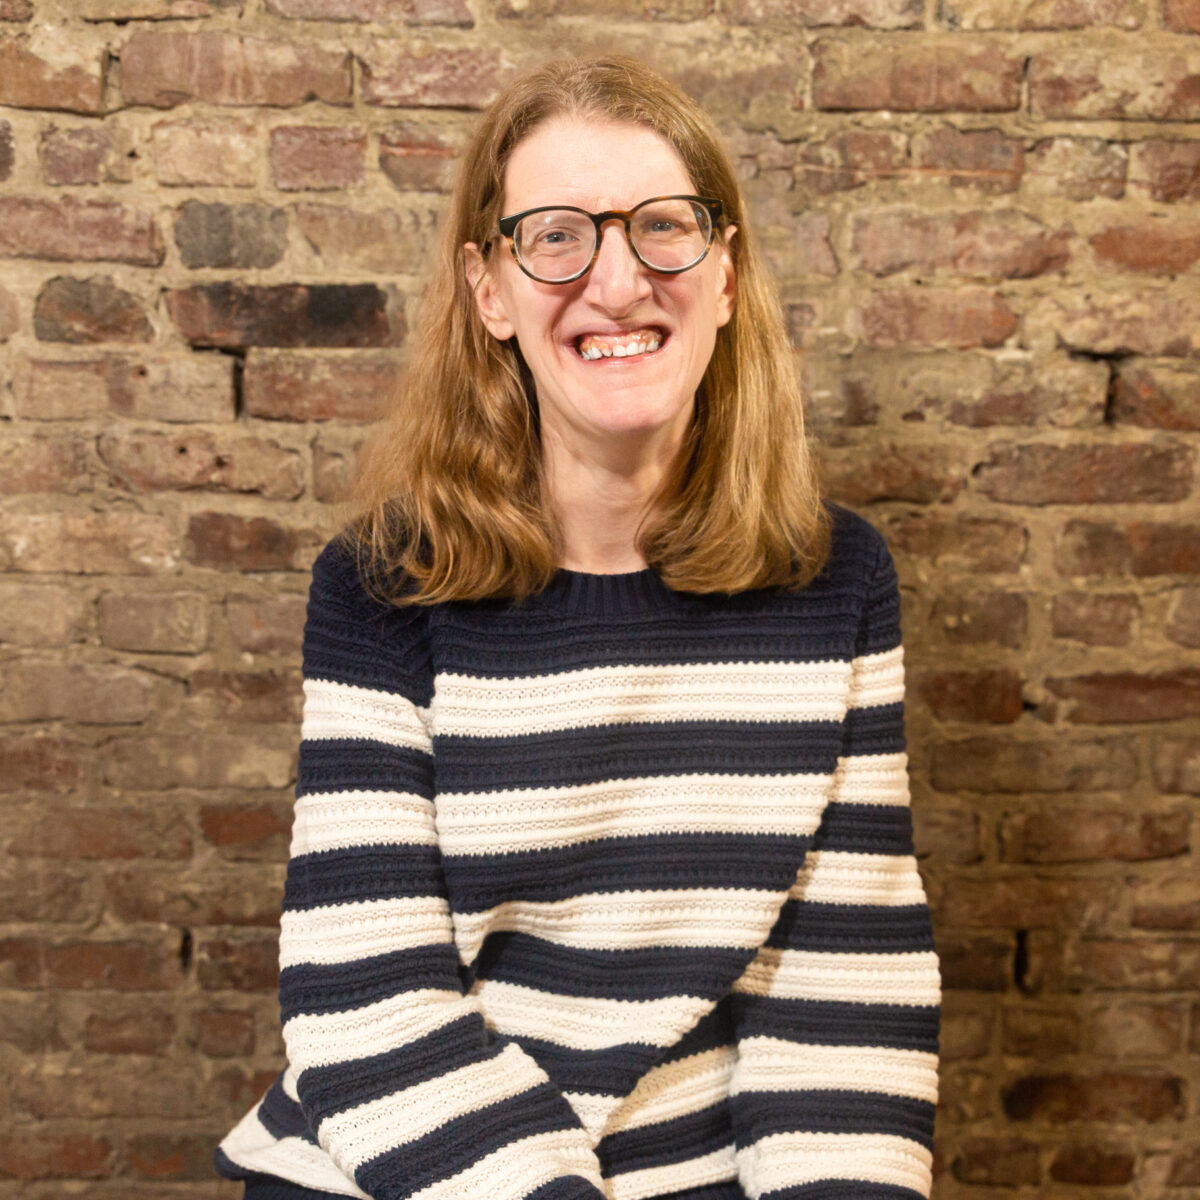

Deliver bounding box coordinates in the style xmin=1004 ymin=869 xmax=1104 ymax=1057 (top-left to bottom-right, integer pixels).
xmin=318 ymin=1043 xmax=549 ymax=1173
xmin=733 ymin=1039 xmax=939 ymax=1104
xmin=432 ymin=659 xmax=854 ymax=737
xmin=564 ymin=1091 xmax=619 ymax=1142
xmin=302 ymin=678 xmax=433 ymax=752
xmin=452 ymin=888 xmax=786 ymax=964
xmin=608 ymin=1146 xmax=738 ymax=1200
xmin=279 ymin=897 xmax=452 ymax=968
xmin=437 ymin=773 xmax=829 ymax=856
xmin=281 ymin=1064 xmax=301 ymax=1102
xmin=292 ymin=790 xmax=438 ymax=857
xmin=406 ymin=1131 xmax=605 ymax=1200
xmin=829 ymin=752 xmax=910 ymax=807
xmin=282 ymin=988 xmax=466 ymax=1071
xmin=606 ymin=1046 xmax=738 ymax=1135
xmin=737 ymin=1132 xmax=932 ymax=1198
xmin=791 ymin=850 xmax=929 ymax=906
xmin=733 ymin=947 xmax=941 ymax=1006
xmin=471 ymin=977 xmax=711 ymax=1050
xmin=848 ymin=645 xmax=905 ymax=710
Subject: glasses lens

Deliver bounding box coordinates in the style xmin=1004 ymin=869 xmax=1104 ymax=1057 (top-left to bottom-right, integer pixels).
xmin=514 ymin=210 xmax=597 ymax=282
xmin=631 ymin=199 xmax=712 ymax=272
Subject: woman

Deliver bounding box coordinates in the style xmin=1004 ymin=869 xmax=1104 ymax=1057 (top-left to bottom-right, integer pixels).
xmin=217 ymin=55 xmax=940 ymax=1200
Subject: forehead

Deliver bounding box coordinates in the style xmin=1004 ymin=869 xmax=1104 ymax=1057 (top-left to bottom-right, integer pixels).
xmin=502 ymin=115 xmax=696 ymax=212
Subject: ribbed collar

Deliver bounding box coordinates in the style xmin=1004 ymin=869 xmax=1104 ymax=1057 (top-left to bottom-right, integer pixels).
xmin=537 ymin=565 xmax=676 ymax=616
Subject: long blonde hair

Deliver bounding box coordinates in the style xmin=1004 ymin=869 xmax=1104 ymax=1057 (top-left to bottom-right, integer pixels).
xmin=350 ymin=55 xmax=829 ymax=603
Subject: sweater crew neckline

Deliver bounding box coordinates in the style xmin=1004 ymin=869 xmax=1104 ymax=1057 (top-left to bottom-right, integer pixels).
xmin=541 ymin=565 xmax=674 ymax=615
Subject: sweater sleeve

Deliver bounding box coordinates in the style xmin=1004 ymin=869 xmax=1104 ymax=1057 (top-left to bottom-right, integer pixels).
xmin=728 ymin=530 xmax=941 ymax=1200
xmin=278 ymin=542 xmax=608 ymax=1200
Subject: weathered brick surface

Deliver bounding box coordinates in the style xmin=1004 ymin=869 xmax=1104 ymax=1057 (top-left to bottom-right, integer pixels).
xmin=3 ymin=4 xmax=1199 ymax=1192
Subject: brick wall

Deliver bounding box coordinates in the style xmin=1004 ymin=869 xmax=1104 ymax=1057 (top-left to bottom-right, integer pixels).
xmin=1 ymin=0 xmax=1198 ymax=1195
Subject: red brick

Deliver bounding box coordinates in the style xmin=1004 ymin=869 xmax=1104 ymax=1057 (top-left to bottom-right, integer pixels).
xmin=0 ymin=583 xmax=89 ymax=646
xmin=0 ymin=119 xmax=13 ymax=180
xmin=0 ymin=0 xmax=32 ymax=15
xmin=1131 ymin=870 xmax=1200 ymax=929
xmin=1112 ymin=361 xmax=1200 ymax=429
xmin=268 ymin=0 xmax=471 ymax=18
xmin=361 ymin=41 xmax=507 ymax=108
xmin=1165 ymin=0 xmax=1200 ymax=30
xmin=937 ymin=931 xmax=1014 ymax=990
xmin=0 ymin=436 xmax=92 ymax=494
xmin=109 ymin=354 xmax=237 ymax=423
xmin=194 ymin=1007 xmax=255 ymax=1057
xmin=940 ymin=876 xmax=1109 ymax=928
xmin=1090 ymin=1002 xmax=1185 ymax=1056
xmin=879 ymin=513 xmax=1025 ymax=571
xmin=0 ymin=36 xmax=105 ymax=114
xmin=78 ymin=0 xmax=236 ymax=12
xmin=1067 ymin=938 xmax=1200 ymax=991
xmin=296 ymin=202 xmax=436 ymax=273
xmin=12 ymin=1062 xmax=203 ymax=1119
xmin=1129 ymin=139 xmax=1200 ymax=203
xmin=185 ymin=512 xmax=319 ymax=572
xmin=860 ymin=288 xmax=1017 ymax=348
xmin=940 ymin=0 xmax=1144 ymax=26
xmin=379 ymin=122 xmax=460 ymax=192
xmin=244 ymin=350 xmax=395 ymax=422
xmin=200 ymin=802 xmax=292 ymax=861
xmin=0 ymin=196 xmax=162 ymax=265
xmin=1047 ymin=670 xmax=1200 ymax=723
xmin=911 ymin=125 xmax=1023 ymax=193
xmin=105 ymin=864 xmax=284 ymax=926
xmin=269 ymin=125 xmax=366 ymax=191
xmin=1167 ymin=588 xmax=1200 ymax=647
xmin=725 ymin=0 xmax=920 ymax=23
xmin=1028 ymin=137 xmax=1126 ymax=200
xmin=819 ymin=442 xmax=965 ymax=504
xmin=9 ymin=805 xmax=192 ymax=859
xmin=98 ymin=430 xmax=304 ymax=500
xmin=1091 ymin=219 xmax=1200 ymax=274
xmin=813 ymin=38 xmax=1023 ymax=111
xmin=1047 ymin=293 xmax=1200 ymax=358
xmin=126 ymin=1132 xmax=224 ymax=1181
xmin=1050 ymin=1145 xmax=1135 ymax=1185
xmin=853 ymin=209 xmax=1068 ymax=278
xmin=15 ymin=358 xmax=108 ymax=419
xmin=0 ymin=862 xmax=97 ymax=922
xmin=0 ymin=512 xmax=176 ymax=575
xmin=99 ymin=590 xmax=209 ymax=653
xmin=152 ymin=118 xmax=258 ymax=187
xmin=1059 ymin=520 xmax=1200 ymax=577
xmin=932 ymin=736 xmax=1137 ymax=792
xmin=916 ymin=668 xmax=1023 ymax=723
xmin=1002 ymin=1006 xmax=1081 ymax=1055
xmin=0 ymin=994 xmax=62 ymax=1053
xmin=1030 ymin=46 xmax=1200 ymax=120
xmin=1004 ymin=1072 xmax=1183 ymax=1121
xmin=1051 ymin=592 xmax=1137 ymax=645
xmin=932 ymin=591 xmax=1027 ymax=648
xmin=166 ymin=282 xmax=397 ymax=349
xmin=40 ymin=124 xmax=131 ymax=186
xmin=0 ymin=1133 xmax=112 ymax=1180
xmin=225 ymin=592 xmax=307 ymax=653
xmin=0 ymin=661 xmax=157 ymax=724
xmin=121 ymin=30 xmax=351 ymax=108
xmin=197 ymin=934 xmax=280 ymax=990
xmin=0 ymin=283 xmax=17 ymax=340
xmin=952 ymin=1138 xmax=1040 ymax=1186
xmin=103 ymin=732 xmax=296 ymax=789
xmin=796 ymin=130 xmax=907 ymax=194
xmin=937 ymin=1001 xmax=990 ymax=1059
xmin=1 ymin=937 xmax=180 ymax=990
xmin=0 ymin=733 xmax=87 ymax=791
xmin=1155 ymin=738 xmax=1200 ymax=794
xmin=83 ymin=1006 xmax=174 ymax=1054
xmin=976 ymin=443 xmax=1192 ymax=504
xmin=188 ymin=669 xmax=303 ymax=723
xmin=913 ymin=807 xmax=982 ymax=865
xmin=34 ymin=275 xmax=153 ymax=344
xmin=1001 ymin=807 xmax=1188 ymax=863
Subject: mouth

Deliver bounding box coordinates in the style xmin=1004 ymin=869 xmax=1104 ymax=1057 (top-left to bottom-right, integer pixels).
xmin=574 ymin=328 xmax=666 ymax=362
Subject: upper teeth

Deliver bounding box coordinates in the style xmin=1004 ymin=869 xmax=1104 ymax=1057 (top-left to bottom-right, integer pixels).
xmin=579 ymin=333 xmax=662 ymax=361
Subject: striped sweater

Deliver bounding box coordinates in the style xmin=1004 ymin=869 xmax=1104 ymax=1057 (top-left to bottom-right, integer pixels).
xmin=216 ymin=505 xmax=940 ymax=1200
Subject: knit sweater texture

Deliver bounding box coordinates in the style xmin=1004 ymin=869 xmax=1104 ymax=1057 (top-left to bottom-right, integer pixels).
xmin=216 ymin=504 xmax=941 ymax=1200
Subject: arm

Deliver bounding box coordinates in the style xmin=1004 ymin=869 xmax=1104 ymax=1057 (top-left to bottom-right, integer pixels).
xmin=729 ymin=532 xmax=941 ymax=1200
xmin=279 ymin=542 xmax=607 ymax=1200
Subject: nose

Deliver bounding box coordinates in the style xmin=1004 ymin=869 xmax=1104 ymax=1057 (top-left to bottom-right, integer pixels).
xmin=582 ymin=221 xmax=651 ymax=310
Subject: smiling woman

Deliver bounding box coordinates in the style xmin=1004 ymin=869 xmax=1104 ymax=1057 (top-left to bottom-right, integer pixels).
xmin=215 ymin=55 xmax=940 ymax=1200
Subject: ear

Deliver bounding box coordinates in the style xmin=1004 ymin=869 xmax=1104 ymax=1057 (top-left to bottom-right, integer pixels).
xmin=464 ymin=242 xmax=516 ymax=341
xmin=714 ymin=225 xmax=737 ymax=328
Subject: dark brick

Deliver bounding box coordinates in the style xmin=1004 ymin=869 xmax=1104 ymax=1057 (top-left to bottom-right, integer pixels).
xmin=1046 ymin=670 xmax=1200 ymax=723
xmin=173 ymin=201 xmax=288 ymax=269
xmin=1003 ymin=1072 xmax=1183 ymax=1122
xmin=952 ymin=1137 xmax=1040 ymax=1186
xmin=975 ymin=444 xmax=1192 ymax=504
xmin=34 ymin=276 xmax=153 ymax=344
xmin=932 ymin=737 xmax=1137 ymax=792
xmin=1059 ymin=520 xmax=1200 ymax=577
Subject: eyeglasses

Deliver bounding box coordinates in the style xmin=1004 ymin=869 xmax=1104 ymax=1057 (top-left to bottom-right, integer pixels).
xmin=496 ymin=195 xmax=723 ymax=285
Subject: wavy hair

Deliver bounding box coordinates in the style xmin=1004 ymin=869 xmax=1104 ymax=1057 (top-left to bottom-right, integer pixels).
xmin=349 ymin=54 xmax=830 ymax=603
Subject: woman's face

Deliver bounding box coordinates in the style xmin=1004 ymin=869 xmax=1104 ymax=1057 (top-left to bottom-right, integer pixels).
xmin=466 ymin=115 xmax=736 ymax=464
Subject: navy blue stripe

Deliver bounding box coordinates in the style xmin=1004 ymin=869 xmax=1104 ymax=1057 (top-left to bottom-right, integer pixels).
xmin=279 ymin=945 xmax=463 ymax=1022
xmin=256 ymin=1075 xmax=317 ymax=1145
xmin=468 ymin=932 xmax=753 ymax=1001
xmin=768 ymin=902 xmax=936 ymax=954
xmin=298 ymin=1014 xmax=490 ymax=1128
xmin=659 ymin=1002 xmax=737 ymax=1065
xmin=282 ymin=844 xmax=446 ymax=912
xmin=732 ymin=996 xmax=940 ymax=1054
xmin=434 ymin=721 xmax=844 ymax=791
xmin=599 ymin=1101 xmax=732 ymax=1174
xmin=443 ymin=833 xmax=810 ymax=912
xmin=355 ymin=1084 xmax=586 ymax=1198
xmin=512 ymin=1033 xmax=663 ymax=1097
xmin=297 ymin=738 xmax=433 ymax=799
xmin=733 ymin=1091 xmax=935 ymax=1149
xmin=813 ymin=802 xmax=913 ymax=856
xmin=764 ymin=1183 xmax=927 ymax=1200
xmin=843 ymin=703 xmax=905 ymax=756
